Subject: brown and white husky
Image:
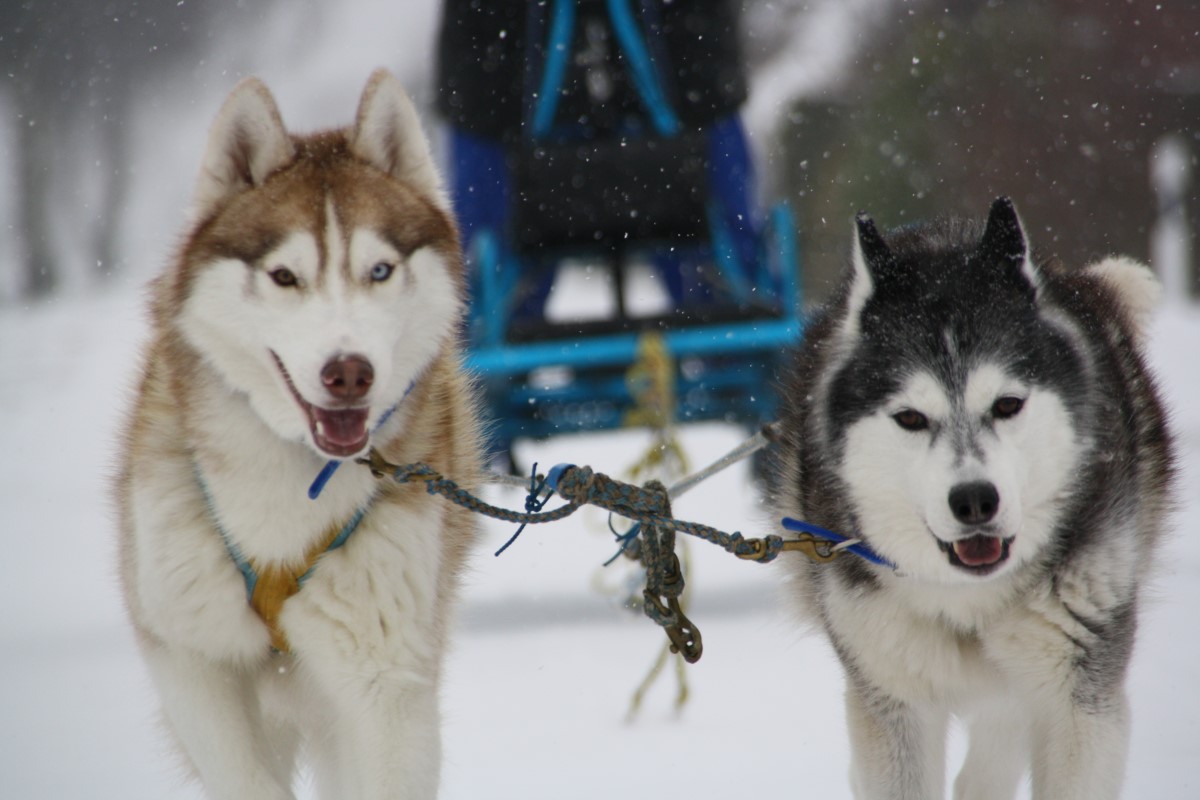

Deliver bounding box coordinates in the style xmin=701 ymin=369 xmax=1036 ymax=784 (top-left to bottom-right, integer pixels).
xmin=116 ymin=69 xmax=482 ymax=799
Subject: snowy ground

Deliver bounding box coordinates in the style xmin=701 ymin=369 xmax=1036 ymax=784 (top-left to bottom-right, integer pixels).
xmin=0 ymin=284 xmax=1197 ymax=799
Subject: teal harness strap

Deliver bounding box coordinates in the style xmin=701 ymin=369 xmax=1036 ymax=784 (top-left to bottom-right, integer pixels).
xmin=297 ymin=504 xmax=370 ymax=587
xmin=195 ymin=470 xmax=259 ymax=600
xmin=196 ymin=468 xmax=374 ymax=602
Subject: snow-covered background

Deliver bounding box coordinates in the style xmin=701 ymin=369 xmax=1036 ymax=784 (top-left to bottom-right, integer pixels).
xmin=2 ymin=1 xmax=1198 ymax=797
xmin=3 ymin=296 xmax=1198 ymax=799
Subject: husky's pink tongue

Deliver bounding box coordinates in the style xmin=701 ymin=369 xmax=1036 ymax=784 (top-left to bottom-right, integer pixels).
xmin=312 ymin=407 xmax=370 ymax=457
xmin=952 ymin=535 xmax=1004 ymax=567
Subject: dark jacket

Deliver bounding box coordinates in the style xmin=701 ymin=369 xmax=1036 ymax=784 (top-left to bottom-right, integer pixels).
xmin=435 ymin=0 xmax=747 ymax=140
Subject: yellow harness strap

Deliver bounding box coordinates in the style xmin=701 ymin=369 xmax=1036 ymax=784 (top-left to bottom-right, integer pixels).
xmin=198 ymin=462 xmax=375 ymax=654
xmin=248 ymin=520 xmax=346 ymax=653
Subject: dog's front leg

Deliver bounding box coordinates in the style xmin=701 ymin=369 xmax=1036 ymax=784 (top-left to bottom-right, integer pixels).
xmin=310 ymin=674 xmax=442 ymax=800
xmin=144 ymin=644 xmax=296 ymax=800
xmin=1029 ymin=690 xmax=1129 ymax=800
xmin=292 ymin=619 xmax=442 ymax=799
xmin=844 ymin=684 xmax=947 ymax=800
xmin=127 ymin=465 xmax=296 ymax=797
xmin=285 ymin=519 xmax=448 ymax=800
xmin=987 ymin=584 xmax=1134 ymax=799
xmin=952 ymin=694 xmax=1030 ymax=800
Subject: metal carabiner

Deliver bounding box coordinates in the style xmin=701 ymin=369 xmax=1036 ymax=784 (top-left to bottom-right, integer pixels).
xmin=780 ymin=534 xmax=840 ymax=563
xmin=358 ymin=448 xmax=398 ymax=480
xmin=662 ymin=596 xmax=703 ymax=664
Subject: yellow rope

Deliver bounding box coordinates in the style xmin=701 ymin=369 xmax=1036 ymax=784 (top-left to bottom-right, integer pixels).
xmin=621 ymin=332 xmax=693 ymax=718
xmin=624 ymin=332 xmax=690 ymax=480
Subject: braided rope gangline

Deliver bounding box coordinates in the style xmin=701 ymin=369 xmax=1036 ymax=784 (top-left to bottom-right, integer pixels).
xmin=355 ymin=427 xmax=844 ymax=663
xmin=361 ymin=456 xmax=791 ymax=561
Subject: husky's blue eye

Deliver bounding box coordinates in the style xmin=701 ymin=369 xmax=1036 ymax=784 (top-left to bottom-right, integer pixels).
xmin=992 ymin=396 xmax=1025 ymax=419
xmin=370 ymin=262 xmax=395 ymax=282
xmin=893 ymin=409 xmax=929 ymax=431
xmin=269 ymin=267 xmax=298 ymax=288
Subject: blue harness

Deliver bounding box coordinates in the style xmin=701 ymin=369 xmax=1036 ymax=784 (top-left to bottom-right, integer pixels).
xmin=199 ymin=388 xmax=411 ymax=649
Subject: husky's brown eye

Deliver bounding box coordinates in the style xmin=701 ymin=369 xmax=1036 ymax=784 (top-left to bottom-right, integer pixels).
xmin=893 ymin=409 xmax=929 ymax=431
xmin=269 ymin=267 xmax=298 ymax=288
xmin=992 ymin=396 xmax=1025 ymax=419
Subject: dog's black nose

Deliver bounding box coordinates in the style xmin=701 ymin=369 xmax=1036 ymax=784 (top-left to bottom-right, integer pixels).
xmin=948 ymin=481 xmax=999 ymax=525
xmin=321 ymin=354 xmax=374 ymax=402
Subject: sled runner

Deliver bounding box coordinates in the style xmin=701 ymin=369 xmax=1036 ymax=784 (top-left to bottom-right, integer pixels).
xmin=437 ymin=0 xmax=803 ymax=459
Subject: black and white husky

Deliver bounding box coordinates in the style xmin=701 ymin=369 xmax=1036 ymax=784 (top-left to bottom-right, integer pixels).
xmin=772 ymin=198 xmax=1175 ymax=799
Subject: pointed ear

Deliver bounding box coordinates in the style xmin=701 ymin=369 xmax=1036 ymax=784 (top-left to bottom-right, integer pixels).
xmin=854 ymin=212 xmax=894 ymax=275
xmin=192 ymin=77 xmax=294 ymax=221
xmin=350 ymin=69 xmax=448 ymax=209
xmin=844 ymin=212 xmax=888 ymax=326
xmin=980 ymin=196 xmax=1038 ymax=290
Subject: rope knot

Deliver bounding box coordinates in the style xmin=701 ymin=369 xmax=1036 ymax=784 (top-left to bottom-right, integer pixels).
xmin=559 ymin=464 xmax=596 ymax=503
xmin=640 ymin=478 xmax=672 ymax=519
xmin=494 ymin=463 xmax=556 ymax=557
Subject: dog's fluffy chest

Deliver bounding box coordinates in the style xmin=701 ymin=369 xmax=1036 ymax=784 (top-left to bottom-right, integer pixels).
xmin=823 ymin=574 xmax=1042 ymax=704
xmin=189 ymin=372 xmax=382 ymax=566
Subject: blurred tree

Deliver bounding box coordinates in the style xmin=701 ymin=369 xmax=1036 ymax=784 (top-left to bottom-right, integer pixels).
xmin=0 ymin=0 xmax=215 ymax=297
xmin=778 ymin=0 xmax=1200 ymax=303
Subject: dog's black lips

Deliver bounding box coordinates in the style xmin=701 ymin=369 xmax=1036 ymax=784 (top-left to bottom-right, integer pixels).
xmin=936 ymin=533 xmax=1014 ymax=577
xmin=270 ymin=350 xmax=370 ymax=458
